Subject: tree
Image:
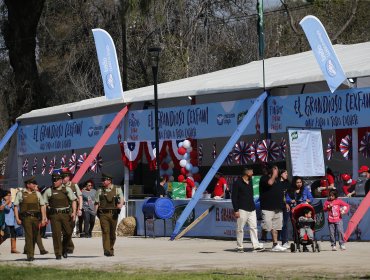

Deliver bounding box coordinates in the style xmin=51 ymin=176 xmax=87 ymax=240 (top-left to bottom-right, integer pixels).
xmin=2 ymin=0 xmax=45 ymax=122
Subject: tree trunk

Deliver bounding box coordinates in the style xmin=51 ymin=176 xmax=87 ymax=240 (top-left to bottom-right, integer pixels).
xmin=3 ymin=0 xmax=45 ymax=122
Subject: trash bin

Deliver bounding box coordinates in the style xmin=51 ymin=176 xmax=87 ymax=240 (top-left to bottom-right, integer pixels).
xmin=142 ymin=197 xmax=175 ymax=219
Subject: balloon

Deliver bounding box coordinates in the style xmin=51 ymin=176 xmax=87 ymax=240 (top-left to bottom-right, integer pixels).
xmin=183 ymin=153 xmax=190 ymax=160
xmin=180 ymin=159 xmax=187 ymax=167
xmin=178 ymin=142 xmax=184 ymax=148
xmin=180 ymin=167 xmax=187 ymax=175
xmin=178 ymin=147 xmax=186 ymax=155
xmin=187 ymin=147 xmax=193 ymax=153
xmin=169 ymin=176 xmax=174 ymax=182
xmin=166 ymin=169 xmax=173 ymax=176
xmin=178 ymin=175 xmax=185 ymax=182
xmin=185 ymin=163 xmax=193 ymax=171
xmin=186 ymin=177 xmax=195 ymax=187
xmin=168 ymin=161 xmax=175 ymax=169
xmin=160 ymin=169 xmax=165 ymax=176
xmin=183 ymin=140 xmax=191 ymax=149
xmin=161 ymin=162 xmax=169 ymax=170
xmin=191 ymin=166 xmax=199 ymax=174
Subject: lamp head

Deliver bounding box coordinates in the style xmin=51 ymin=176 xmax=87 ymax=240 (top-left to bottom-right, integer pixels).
xmin=148 ymin=47 xmax=162 ymax=68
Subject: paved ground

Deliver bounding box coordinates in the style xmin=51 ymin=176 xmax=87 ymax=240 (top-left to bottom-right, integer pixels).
xmin=1 ymin=236 xmax=370 ymax=277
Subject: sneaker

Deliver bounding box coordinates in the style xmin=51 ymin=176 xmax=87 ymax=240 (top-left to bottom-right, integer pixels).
xmin=332 ymin=246 xmax=337 ymax=251
xmin=236 ymin=248 xmax=244 ymax=253
xmin=253 ymin=243 xmax=264 ymax=253
xmin=282 ymin=242 xmax=290 ymax=249
xmin=340 ymin=244 xmax=346 ymax=250
xmin=271 ymin=244 xmax=287 ymax=252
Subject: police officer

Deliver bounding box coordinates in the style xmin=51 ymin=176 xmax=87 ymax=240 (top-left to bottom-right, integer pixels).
xmin=14 ymin=177 xmax=47 ymax=261
xmin=95 ymin=173 xmax=124 ymax=257
xmin=61 ymin=168 xmax=82 ymax=253
xmin=43 ymin=171 xmax=77 ymax=259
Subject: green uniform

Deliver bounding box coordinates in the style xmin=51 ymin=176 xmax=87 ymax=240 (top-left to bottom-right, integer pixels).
xmin=43 ymin=186 xmax=76 ymax=258
xmin=64 ymin=182 xmax=82 ymax=253
xmin=95 ymin=184 xmax=123 ymax=256
xmin=14 ymin=190 xmax=44 ymax=260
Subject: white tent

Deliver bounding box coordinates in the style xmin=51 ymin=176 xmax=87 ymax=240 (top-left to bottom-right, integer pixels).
xmin=17 ymin=42 xmax=370 ymax=121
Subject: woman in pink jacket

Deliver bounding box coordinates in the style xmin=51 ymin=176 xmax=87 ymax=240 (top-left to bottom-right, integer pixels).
xmin=323 ymin=189 xmax=349 ymax=251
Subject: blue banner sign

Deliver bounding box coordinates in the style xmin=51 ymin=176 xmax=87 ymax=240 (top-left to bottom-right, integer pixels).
xmin=18 ymin=97 xmax=264 ymax=155
xmin=268 ymin=87 xmax=370 ymax=133
xmin=127 ymin=98 xmax=264 ymax=141
xmin=92 ymin=28 xmax=123 ymax=100
xmin=18 ymin=113 xmax=123 ymax=155
xmin=300 ymin=16 xmax=347 ymax=93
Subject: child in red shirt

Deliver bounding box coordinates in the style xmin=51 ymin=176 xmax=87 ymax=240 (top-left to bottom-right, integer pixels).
xmin=323 ymin=189 xmax=349 ymax=251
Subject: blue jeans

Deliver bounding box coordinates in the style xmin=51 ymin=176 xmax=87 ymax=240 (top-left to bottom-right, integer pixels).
xmin=329 ymin=220 xmax=344 ymax=246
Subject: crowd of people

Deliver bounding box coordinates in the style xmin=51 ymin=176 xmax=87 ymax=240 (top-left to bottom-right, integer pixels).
xmin=231 ymin=164 xmax=369 ymax=253
xmin=0 ymin=169 xmax=124 ymax=261
xmin=0 ymin=164 xmax=369 ymax=259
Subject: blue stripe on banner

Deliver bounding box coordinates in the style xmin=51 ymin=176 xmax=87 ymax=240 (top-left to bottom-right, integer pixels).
xmin=0 ymin=122 xmax=18 ymax=153
xmin=170 ymin=92 xmax=268 ymax=240
xmin=299 ymin=15 xmax=347 ymax=93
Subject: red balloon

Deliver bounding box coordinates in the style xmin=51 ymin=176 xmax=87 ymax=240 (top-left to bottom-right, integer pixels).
xmin=178 ymin=147 xmax=186 ymax=155
xmin=180 ymin=167 xmax=187 ymax=175
xmin=186 ymin=177 xmax=195 ymax=187
xmin=161 ymin=162 xmax=169 ymax=170
xmin=178 ymin=175 xmax=185 ymax=182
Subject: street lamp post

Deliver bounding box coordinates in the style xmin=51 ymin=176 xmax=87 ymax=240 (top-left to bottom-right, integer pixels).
xmin=148 ymin=47 xmax=161 ymax=196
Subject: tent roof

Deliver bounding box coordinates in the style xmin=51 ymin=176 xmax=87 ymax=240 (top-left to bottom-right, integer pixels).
xmin=18 ymin=41 xmax=370 ymax=121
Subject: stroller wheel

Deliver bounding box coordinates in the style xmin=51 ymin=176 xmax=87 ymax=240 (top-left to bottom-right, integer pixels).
xmin=290 ymin=243 xmax=296 ymax=253
xmin=315 ymin=241 xmax=320 ymax=252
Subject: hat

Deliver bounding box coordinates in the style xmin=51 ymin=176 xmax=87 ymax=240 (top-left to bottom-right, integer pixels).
xmin=341 ymin=174 xmax=356 ymax=185
xmin=51 ymin=171 xmax=63 ymax=181
xmin=61 ymin=168 xmax=72 ymax=178
xmin=358 ymin=165 xmax=370 ymax=173
xmin=101 ymin=173 xmax=113 ymax=181
xmin=341 ymin=173 xmax=351 ymax=182
xmin=24 ymin=176 xmax=37 ymax=185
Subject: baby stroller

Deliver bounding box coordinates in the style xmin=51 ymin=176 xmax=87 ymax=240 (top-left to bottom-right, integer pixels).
xmin=290 ymin=203 xmax=320 ymax=253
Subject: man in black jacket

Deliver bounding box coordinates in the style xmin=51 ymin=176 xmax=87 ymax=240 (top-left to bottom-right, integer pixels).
xmin=232 ymin=167 xmax=264 ymax=253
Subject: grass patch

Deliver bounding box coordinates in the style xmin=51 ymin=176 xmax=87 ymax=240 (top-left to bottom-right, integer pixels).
xmin=0 ymin=265 xmax=367 ymax=280
xmin=0 ymin=265 xmax=262 ymax=280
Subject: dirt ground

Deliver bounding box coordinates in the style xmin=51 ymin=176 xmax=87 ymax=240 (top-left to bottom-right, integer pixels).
xmin=1 ymin=236 xmax=369 ymax=278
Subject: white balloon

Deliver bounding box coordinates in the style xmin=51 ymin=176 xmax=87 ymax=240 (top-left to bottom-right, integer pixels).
xmin=187 ymin=147 xmax=193 ymax=153
xmin=178 ymin=142 xmax=184 ymax=148
xmin=180 ymin=159 xmax=187 ymax=167
xmin=183 ymin=140 xmax=191 ymax=149
xmin=183 ymin=153 xmax=190 ymax=160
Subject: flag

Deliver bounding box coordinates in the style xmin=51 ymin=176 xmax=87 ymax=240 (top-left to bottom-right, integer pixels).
xmin=257 ymin=0 xmax=264 ymax=58
xmin=92 ymin=28 xmax=124 ymax=100
xmin=299 ymin=16 xmax=347 ymax=93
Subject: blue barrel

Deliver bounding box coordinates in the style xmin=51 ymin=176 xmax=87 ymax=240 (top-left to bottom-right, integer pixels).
xmin=142 ymin=197 xmax=175 ymax=219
